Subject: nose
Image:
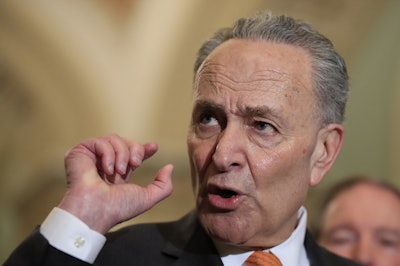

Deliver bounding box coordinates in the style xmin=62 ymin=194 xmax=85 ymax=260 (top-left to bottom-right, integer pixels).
xmin=353 ymin=238 xmax=373 ymax=266
xmin=212 ymin=124 xmax=246 ymax=172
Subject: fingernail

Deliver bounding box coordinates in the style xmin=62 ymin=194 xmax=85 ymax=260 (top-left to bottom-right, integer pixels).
xmin=118 ymin=162 xmax=127 ymax=173
xmin=107 ymin=164 xmax=114 ymax=173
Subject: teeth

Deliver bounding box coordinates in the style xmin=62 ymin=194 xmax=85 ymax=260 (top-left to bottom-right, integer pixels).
xmin=218 ymin=189 xmax=237 ymax=198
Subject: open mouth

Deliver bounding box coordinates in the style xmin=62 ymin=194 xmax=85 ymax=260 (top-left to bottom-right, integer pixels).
xmin=208 ymin=184 xmax=239 ymax=198
xmin=206 ymin=184 xmax=242 ymax=210
xmin=216 ymin=189 xmax=238 ymax=198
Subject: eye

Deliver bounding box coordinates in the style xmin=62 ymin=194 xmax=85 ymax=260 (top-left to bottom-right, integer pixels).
xmin=329 ymin=236 xmax=354 ymax=246
xmin=376 ymin=234 xmax=400 ymax=249
xmin=199 ymin=112 xmax=218 ymax=126
xmin=379 ymin=239 xmax=399 ymax=248
xmin=324 ymin=229 xmax=357 ymax=247
xmin=193 ymin=111 xmax=222 ymax=138
xmin=253 ymin=120 xmax=276 ymax=133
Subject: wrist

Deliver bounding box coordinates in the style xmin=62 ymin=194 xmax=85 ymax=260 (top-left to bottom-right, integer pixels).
xmin=58 ymin=196 xmax=114 ymax=234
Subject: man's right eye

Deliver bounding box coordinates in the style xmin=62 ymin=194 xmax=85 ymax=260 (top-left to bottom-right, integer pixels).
xmin=199 ymin=113 xmax=218 ymax=126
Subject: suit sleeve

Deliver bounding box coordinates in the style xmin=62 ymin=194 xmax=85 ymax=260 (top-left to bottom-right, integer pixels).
xmin=3 ymin=228 xmax=91 ymax=266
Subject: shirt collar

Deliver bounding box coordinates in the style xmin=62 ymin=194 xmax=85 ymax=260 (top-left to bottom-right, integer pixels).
xmin=214 ymin=206 xmax=309 ymax=266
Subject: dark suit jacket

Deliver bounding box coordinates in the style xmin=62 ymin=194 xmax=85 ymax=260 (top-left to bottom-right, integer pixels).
xmin=4 ymin=211 xmax=360 ymax=266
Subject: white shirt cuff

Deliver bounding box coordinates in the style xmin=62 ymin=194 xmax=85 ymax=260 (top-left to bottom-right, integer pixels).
xmin=40 ymin=207 xmax=106 ymax=264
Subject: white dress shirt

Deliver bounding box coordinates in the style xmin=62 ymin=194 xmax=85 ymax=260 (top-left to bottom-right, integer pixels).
xmin=41 ymin=206 xmax=310 ymax=265
xmin=215 ymin=206 xmax=310 ymax=266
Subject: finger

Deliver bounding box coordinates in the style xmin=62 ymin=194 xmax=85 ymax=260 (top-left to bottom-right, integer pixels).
xmin=127 ymin=141 xmax=157 ymax=168
xmin=97 ymin=142 xmax=115 ymax=176
xmin=87 ymin=138 xmax=116 ymax=176
xmin=142 ymin=142 xmax=159 ymax=160
xmin=107 ymin=134 xmax=130 ymax=175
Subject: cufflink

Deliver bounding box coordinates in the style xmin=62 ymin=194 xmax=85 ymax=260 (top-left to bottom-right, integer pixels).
xmin=74 ymin=236 xmax=86 ymax=248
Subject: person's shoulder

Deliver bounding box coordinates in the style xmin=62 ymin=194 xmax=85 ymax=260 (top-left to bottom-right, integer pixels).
xmin=304 ymin=231 xmax=361 ymax=266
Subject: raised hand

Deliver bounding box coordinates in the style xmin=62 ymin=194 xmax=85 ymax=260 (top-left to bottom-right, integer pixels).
xmin=57 ymin=134 xmax=174 ymax=234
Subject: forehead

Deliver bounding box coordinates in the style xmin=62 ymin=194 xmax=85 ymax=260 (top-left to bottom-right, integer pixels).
xmin=194 ymin=39 xmax=316 ymax=116
xmin=336 ymin=183 xmax=400 ymax=207
xmin=327 ymin=183 xmax=400 ymax=223
xmin=199 ymin=39 xmax=312 ymax=80
xmin=196 ymin=39 xmax=313 ymax=95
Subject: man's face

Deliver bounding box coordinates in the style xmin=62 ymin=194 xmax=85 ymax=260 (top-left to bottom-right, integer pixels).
xmin=318 ymin=183 xmax=400 ymax=265
xmin=187 ymin=39 xmax=341 ymax=248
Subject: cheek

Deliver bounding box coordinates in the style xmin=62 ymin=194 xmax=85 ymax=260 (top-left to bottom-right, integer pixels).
xmin=189 ymin=142 xmax=207 ymax=172
xmin=250 ymin=146 xmax=311 ymax=203
xmin=251 ymin=144 xmax=310 ymax=181
xmin=187 ymin=137 xmax=215 ymax=181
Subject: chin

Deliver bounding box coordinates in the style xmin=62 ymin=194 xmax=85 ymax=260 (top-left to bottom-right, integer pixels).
xmin=198 ymin=209 xmax=254 ymax=245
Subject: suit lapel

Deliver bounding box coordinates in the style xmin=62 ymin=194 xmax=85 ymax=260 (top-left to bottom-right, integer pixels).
xmin=161 ymin=211 xmax=223 ymax=266
xmin=305 ymin=230 xmax=329 ymax=266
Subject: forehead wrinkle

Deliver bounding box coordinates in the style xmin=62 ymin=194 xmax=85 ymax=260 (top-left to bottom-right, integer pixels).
xmin=198 ymin=57 xmax=295 ymax=89
xmin=252 ymin=68 xmax=290 ymax=82
xmin=200 ymin=67 xmax=307 ymax=115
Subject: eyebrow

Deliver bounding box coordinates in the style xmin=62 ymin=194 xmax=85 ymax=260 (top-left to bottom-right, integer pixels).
xmin=192 ymin=100 xmax=224 ymax=114
xmin=375 ymin=228 xmax=400 ymax=238
xmin=192 ymin=100 xmax=286 ymax=127
xmin=241 ymin=105 xmax=282 ymax=120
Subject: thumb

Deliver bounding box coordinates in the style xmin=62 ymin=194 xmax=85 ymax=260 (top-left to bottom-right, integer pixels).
xmin=121 ymin=164 xmax=174 ymax=220
xmin=144 ymin=164 xmax=174 ymax=207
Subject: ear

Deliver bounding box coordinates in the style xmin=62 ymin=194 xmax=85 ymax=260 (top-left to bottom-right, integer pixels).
xmin=309 ymin=123 xmax=344 ymax=187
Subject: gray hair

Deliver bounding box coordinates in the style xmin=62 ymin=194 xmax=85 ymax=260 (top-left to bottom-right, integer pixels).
xmin=193 ymin=11 xmax=349 ymax=125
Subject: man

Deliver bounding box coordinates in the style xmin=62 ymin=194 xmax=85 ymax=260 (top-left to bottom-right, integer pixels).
xmin=5 ymin=11 xmax=359 ymax=265
xmin=313 ymin=176 xmax=400 ymax=265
